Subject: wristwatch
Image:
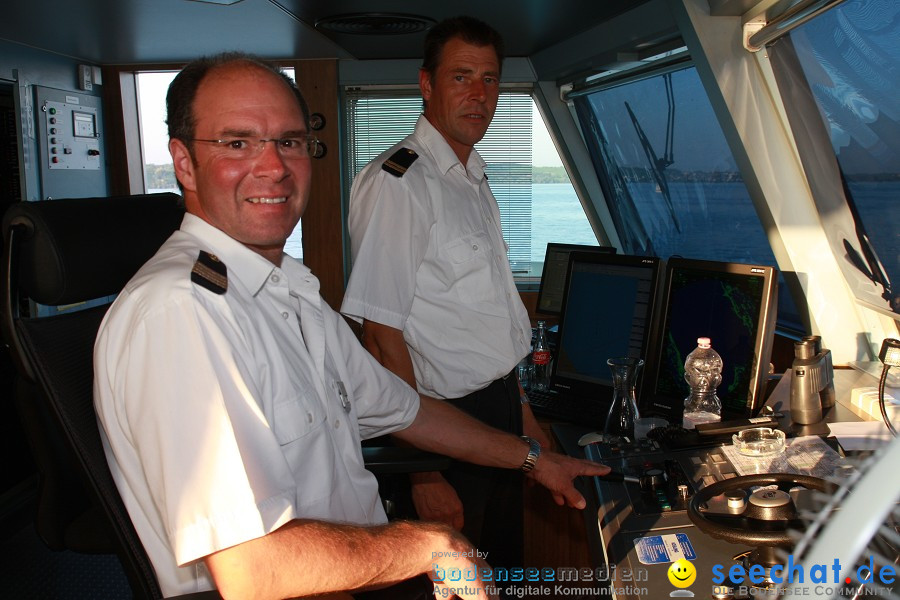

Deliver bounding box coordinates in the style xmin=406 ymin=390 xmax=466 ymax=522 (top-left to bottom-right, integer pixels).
xmin=520 ymin=393 xmax=529 ymax=405
xmin=519 ymin=436 xmax=541 ymax=473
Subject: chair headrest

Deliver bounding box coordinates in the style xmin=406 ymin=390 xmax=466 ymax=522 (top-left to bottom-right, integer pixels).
xmin=2 ymin=194 xmax=185 ymax=306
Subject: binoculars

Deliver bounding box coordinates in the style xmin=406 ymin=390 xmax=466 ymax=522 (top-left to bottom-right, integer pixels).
xmin=790 ymin=335 xmax=835 ymax=424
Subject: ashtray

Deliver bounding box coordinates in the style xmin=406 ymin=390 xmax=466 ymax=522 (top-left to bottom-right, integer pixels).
xmin=732 ymin=427 xmax=786 ymax=457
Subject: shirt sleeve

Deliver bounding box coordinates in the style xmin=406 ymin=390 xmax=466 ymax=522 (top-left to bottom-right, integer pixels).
xmin=341 ymin=161 xmax=432 ymax=330
xmin=95 ymin=291 xmax=298 ymax=567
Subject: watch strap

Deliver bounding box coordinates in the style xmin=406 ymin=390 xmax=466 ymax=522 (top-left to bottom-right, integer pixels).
xmin=519 ymin=435 xmax=541 ymax=473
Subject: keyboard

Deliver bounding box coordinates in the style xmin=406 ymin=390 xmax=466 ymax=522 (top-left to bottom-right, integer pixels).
xmin=526 ymin=388 xmax=609 ymax=427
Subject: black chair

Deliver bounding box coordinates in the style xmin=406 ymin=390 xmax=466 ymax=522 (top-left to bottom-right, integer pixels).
xmin=1 ymin=193 xmax=448 ymax=598
xmin=0 ymin=193 xmax=219 ymax=599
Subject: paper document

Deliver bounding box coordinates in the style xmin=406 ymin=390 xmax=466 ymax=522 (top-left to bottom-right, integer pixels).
xmin=826 ymin=421 xmax=893 ymax=452
xmin=721 ymin=435 xmax=845 ymax=479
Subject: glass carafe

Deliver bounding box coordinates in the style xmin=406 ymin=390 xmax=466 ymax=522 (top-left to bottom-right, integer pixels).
xmin=603 ymin=357 xmax=644 ymax=442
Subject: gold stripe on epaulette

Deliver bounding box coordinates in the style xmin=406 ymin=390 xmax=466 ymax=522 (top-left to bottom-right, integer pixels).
xmin=384 ymin=159 xmax=408 ymax=174
xmin=381 ymin=147 xmax=419 ymax=177
xmin=191 ymin=251 xmax=228 ymax=294
xmin=192 ymin=262 xmax=227 ymax=290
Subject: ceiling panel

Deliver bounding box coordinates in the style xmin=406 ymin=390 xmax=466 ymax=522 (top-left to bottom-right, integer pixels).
xmin=1 ymin=0 xmax=649 ymax=65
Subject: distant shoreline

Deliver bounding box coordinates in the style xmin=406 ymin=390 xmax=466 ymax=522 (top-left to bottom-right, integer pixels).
xmin=146 ymin=162 xmax=900 ymax=190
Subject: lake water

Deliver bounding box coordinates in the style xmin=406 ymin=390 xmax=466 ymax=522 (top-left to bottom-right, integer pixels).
xmin=529 ymin=183 xmax=597 ymax=261
xmin=533 ymin=181 xmax=897 ymax=287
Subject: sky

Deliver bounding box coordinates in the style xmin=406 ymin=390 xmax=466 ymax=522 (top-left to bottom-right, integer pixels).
xmin=137 ymin=71 xmax=563 ymax=168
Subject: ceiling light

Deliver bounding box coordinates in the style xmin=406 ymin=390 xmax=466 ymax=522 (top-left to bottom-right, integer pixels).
xmin=186 ymin=0 xmax=244 ymax=6
xmin=315 ymin=13 xmax=435 ymax=35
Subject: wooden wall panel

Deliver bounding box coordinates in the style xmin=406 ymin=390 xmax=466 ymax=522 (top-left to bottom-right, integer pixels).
xmin=101 ymin=68 xmax=139 ymax=196
xmin=290 ymin=59 xmax=344 ymax=311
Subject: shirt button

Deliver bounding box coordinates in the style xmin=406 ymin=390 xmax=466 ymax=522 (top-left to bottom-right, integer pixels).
xmin=270 ymin=274 xmax=281 ymax=284
xmin=334 ymin=420 xmax=341 ymax=429
xmin=282 ymin=311 xmax=289 ymax=319
xmin=472 ymin=244 xmax=478 ymax=251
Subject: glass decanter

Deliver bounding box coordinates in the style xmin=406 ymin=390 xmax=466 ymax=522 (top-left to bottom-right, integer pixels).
xmin=603 ymin=357 xmax=644 ymax=442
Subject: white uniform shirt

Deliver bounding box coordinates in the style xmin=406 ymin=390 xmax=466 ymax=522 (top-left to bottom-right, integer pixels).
xmin=94 ymin=214 xmax=419 ymax=597
xmin=341 ymin=115 xmax=532 ymax=400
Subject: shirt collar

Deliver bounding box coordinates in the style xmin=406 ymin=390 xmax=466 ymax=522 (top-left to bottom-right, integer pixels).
xmin=179 ymin=213 xmax=315 ymax=297
xmin=414 ymin=114 xmax=487 ymax=180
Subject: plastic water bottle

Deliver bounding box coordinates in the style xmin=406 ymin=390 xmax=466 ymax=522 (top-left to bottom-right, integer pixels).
xmin=531 ymin=321 xmax=551 ymax=391
xmin=683 ymin=337 xmax=723 ymax=428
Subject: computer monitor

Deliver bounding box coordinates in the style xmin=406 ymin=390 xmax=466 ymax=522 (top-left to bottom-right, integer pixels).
xmin=535 ymin=243 xmax=616 ymax=315
xmin=644 ymin=258 xmax=778 ymax=421
xmin=551 ymin=252 xmax=663 ymax=405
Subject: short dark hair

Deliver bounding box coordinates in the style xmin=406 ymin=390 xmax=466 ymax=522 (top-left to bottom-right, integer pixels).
xmin=166 ymin=52 xmax=310 ymax=153
xmin=421 ymin=16 xmax=505 ymax=78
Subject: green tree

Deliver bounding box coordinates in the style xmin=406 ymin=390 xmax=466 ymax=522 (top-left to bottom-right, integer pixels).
xmin=144 ymin=163 xmax=178 ymax=190
xmin=533 ymin=166 xmax=570 ymax=184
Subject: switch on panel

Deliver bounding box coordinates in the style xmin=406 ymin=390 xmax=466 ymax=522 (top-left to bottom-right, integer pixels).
xmin=79 ymin=64 xmax=93 ymax=91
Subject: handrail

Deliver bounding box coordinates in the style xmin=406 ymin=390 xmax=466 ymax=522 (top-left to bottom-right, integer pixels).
xmin=748 ymin=0 xmax=847 ymax=50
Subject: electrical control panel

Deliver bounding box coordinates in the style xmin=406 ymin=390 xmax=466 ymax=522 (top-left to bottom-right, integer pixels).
xmin=33 ymin=86 xmax=107 ymax=199
xmin=43 ymin=100 xmax=100 ymax=170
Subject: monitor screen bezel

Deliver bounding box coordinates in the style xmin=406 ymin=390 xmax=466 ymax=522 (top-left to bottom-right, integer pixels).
xmin=549 ymin=251 xmax=664 ymax=406
xmin=535 ymin=243 xmax=616 ymax=315
xmin=642 ymin=257 xmax=778 ymax=421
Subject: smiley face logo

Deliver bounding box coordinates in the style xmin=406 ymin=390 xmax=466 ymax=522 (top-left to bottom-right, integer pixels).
xmin=667 ymin=559 xmax=696 ymax=588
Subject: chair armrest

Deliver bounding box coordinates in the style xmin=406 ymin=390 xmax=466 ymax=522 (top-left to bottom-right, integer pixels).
xmin=362 ymin=447 xmax=452 ymax=475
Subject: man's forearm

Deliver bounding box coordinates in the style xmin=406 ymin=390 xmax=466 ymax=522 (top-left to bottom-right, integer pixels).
xmin=396 ymin=397 xmax=611 ymax=509
xmin=395 ymin=396 xmax=529 ymax=469
xmin=206 ymin=518 xmax=487 ymax=600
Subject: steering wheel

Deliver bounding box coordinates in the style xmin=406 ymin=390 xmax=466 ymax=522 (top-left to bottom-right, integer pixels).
xmin=687 ymin=473 xmax=835 ymax=546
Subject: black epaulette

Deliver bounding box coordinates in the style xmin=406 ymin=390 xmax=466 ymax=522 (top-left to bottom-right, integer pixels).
xmin=382 ymin=148 xmax=419 ymax=177
xmin=191 ymin=251 xmax=227 ymax=295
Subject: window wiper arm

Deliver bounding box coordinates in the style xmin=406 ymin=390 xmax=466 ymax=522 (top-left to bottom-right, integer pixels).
xmin=839 ymin=175 xmax=893 ymax=302
xmin=625 ymin=101 xmax=680 ymax=233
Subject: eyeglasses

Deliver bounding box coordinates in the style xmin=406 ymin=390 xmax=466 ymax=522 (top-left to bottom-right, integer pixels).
xmin=191 ymin=135 xmax=318 ymax=159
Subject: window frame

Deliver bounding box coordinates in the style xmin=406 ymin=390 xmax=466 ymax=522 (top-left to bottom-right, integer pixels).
xmin=566 ymin=59 xmax=806 ymax=334
xmin=766 ymin=9 xmax=900 ymax=321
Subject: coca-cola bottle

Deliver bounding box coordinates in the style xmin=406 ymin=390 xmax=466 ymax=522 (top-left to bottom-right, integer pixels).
xmin=532 ymin=320 xmax=551 ymax=391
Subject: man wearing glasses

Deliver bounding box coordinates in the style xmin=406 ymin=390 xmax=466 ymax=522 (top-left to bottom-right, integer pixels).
xmin=93 ymin=53 xmax=608 ymax=600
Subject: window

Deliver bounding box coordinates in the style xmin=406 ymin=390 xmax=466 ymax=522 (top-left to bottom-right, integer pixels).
xmin=572 ymin=66 xmax=802 ymax=330
xmin=135 ymin=68 xmax=304 ymax=259
xmin=137 ymin=71 xmax=178 ymax=194
xmin=344 ymin=88 xmax=595 ymax=282
xmin=768 ymin=2 xmax=899 ymax=318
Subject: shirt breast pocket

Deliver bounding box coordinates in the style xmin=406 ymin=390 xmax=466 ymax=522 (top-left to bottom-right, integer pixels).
xmin=444 ymin=231 xmax=499 ymax=304
xmin=271 ymin=396 xmax=325 ymax=446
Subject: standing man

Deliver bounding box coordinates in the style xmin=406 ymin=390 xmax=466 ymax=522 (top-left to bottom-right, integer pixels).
xmin=341 ymin=16 xmax=548 ymax=571
xmin=93 ymin=53 xmax=608 ymax=599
